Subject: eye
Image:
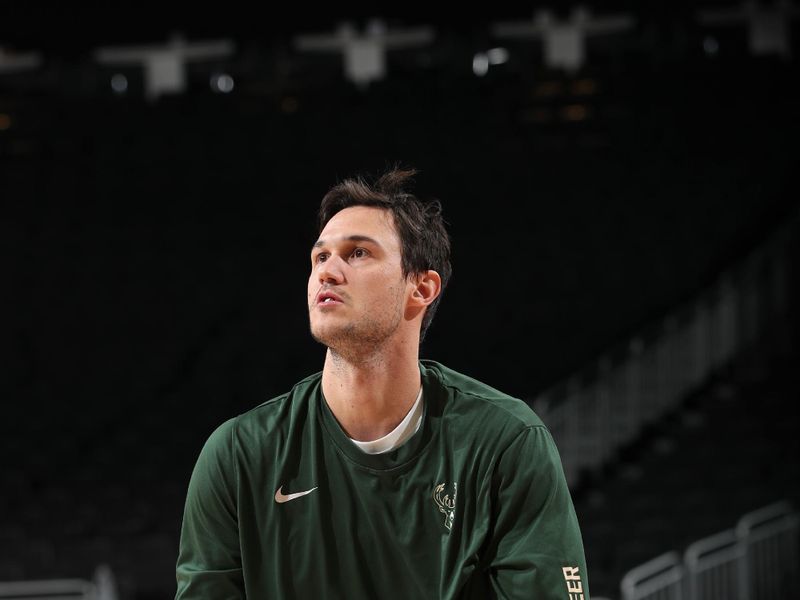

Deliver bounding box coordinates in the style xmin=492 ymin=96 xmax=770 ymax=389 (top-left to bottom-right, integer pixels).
xmin=351 ymin=247 xmax=369 ymax=259
xmin=314 ymin=252 xmax=329 ymax=263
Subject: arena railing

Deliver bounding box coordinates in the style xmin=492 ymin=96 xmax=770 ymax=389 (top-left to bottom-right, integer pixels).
xmin=619 ymin=551 xmax=685 ymax=600
xmin=0 ymin=564 xmax=118 ymax=600
xmin=620 ymin=501 xmax=799 ymax=600
xmin=533 ymin=210 xmax=798 ymax=487
xmin=684 ymin=529 xmax=743 ymax=600
xmin=735 ymin=500 xmax=800 ymax=599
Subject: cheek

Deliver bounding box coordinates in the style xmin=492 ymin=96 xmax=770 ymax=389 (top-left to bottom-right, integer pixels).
xmin=386 ymin=281 xmax=408 ymax=307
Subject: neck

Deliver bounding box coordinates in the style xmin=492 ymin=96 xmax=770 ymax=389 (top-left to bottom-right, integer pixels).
xmin=321 ymin=336 xmax=422 ymax=442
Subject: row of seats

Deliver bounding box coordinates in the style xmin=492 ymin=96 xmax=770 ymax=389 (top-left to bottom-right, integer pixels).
xmin=574 ymin=345 xmax=800 ymax=597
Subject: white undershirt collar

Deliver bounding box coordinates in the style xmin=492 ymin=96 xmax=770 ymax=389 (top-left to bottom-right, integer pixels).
xmin=349 ymin=387 xmax=424 ymax=455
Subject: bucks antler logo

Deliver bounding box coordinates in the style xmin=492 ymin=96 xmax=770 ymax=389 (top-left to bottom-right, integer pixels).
xmin=433 ymin=482 xmax=457 ymax=531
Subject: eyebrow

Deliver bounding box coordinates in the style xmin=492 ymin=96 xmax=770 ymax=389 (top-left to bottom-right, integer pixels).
xmin=312 ymin=235 xmax=382 ymax=250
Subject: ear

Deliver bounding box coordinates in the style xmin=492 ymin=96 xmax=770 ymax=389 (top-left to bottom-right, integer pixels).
xmin=410 ymin=270 xmax=442 ymax=308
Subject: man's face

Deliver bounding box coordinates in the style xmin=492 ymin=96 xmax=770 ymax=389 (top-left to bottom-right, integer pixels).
xmin=308 ymin=206 xmax=410 ymax=356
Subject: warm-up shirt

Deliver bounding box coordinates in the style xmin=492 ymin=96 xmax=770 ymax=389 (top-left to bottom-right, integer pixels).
xmin=175 ymin=360 xmax=590 ymax=599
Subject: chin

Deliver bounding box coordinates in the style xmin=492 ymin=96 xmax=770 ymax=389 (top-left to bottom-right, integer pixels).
xmin=309 ymin=322 xmax=345 ymax=347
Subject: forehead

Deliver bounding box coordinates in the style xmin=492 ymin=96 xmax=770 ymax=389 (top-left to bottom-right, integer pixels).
xmin=318 ymin=206 xmax=399 ymax=245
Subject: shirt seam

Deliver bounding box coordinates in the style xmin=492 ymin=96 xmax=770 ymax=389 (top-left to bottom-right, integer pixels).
xmin=231 ymin=415 xmax=241 ymax=526
xmin=438 ymin=382 xmax=537 ymax=428
xmin=476 ymin=424 xmax=544 ymax=574
xmin=481 ymin=424 xmax=544 ymax=490
xmin=239 ymin=372 xmax=321 ymax=418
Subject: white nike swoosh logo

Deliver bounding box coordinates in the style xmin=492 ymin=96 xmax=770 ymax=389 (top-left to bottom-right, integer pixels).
xmin=274 ymin=485 xmax=318 ymax=504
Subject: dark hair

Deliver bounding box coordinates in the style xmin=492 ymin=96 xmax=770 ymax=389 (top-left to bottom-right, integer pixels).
xmin=318 ymin=165 xmax=452 ymax=342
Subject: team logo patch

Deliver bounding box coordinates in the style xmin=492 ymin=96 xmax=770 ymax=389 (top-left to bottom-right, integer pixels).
xmin=433 ymin=482 xmax=457 ymax=531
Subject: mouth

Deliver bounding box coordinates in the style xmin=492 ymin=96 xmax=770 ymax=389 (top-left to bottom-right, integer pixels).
xmin=316 ymin=290 xmax=344 ymax=306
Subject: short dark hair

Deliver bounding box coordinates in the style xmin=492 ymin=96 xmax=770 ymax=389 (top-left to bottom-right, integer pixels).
xmin=318 ymin=165 xmax=452 ymax=342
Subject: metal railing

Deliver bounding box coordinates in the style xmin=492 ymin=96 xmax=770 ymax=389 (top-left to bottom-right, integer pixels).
xmin=534 ymin=211 xmax=797 ymax=487
xmin=620 ymin=551 xmax=685 ymax=600
xmin=620 ymin=501 xmax=799 ymax=600
xmin=685 ymin=529 xmax=743 ymax=600
xmin=736 ymin=501 xmax=800 ymax=599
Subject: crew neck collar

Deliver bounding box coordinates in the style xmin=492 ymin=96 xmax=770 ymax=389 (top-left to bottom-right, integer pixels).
xmin=316 ymin=361 xmax=444 ymax=471
xmin=349 ymin=386 xmax=424 ymax=455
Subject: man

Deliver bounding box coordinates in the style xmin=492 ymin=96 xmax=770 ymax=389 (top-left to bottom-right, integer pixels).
xmin=175 ymin=166 xmax=590 ymax=599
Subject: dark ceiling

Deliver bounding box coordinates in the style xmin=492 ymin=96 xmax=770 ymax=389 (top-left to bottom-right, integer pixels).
xmin=0 ymin=2 xmax=732 ymax=55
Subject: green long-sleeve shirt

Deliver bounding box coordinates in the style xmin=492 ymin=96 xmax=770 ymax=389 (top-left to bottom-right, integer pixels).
xmin=176 ymin=360 xmax=590 ymax=599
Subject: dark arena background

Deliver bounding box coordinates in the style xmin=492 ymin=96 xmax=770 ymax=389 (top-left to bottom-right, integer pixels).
xmin=1 ymin=4 xmax=799 ymax=600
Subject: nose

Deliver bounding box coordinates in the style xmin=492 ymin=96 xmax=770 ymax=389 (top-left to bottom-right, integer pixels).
xmin=317 ymin=254 xmax=346 ymax=285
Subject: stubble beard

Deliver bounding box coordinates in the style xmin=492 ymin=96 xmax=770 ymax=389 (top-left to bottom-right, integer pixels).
xmin=309 ymin=287 xmax=405 ymax=365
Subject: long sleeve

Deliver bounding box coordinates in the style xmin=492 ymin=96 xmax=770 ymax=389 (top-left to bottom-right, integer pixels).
xmin=175 ymin=418 xmax=245 ymax=600
xmin=485 ymin=425 xmax=590 ymax=599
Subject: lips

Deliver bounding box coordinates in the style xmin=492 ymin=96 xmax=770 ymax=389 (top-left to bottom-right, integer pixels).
xmin=316 ymin=290 xmax=344 ymax=305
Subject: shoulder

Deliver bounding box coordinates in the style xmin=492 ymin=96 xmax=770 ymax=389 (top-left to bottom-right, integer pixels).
xmin=421 ymin=360 xmax=545 ymax=438
xmin=211 ymin=371 xmax=322 ymax=448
